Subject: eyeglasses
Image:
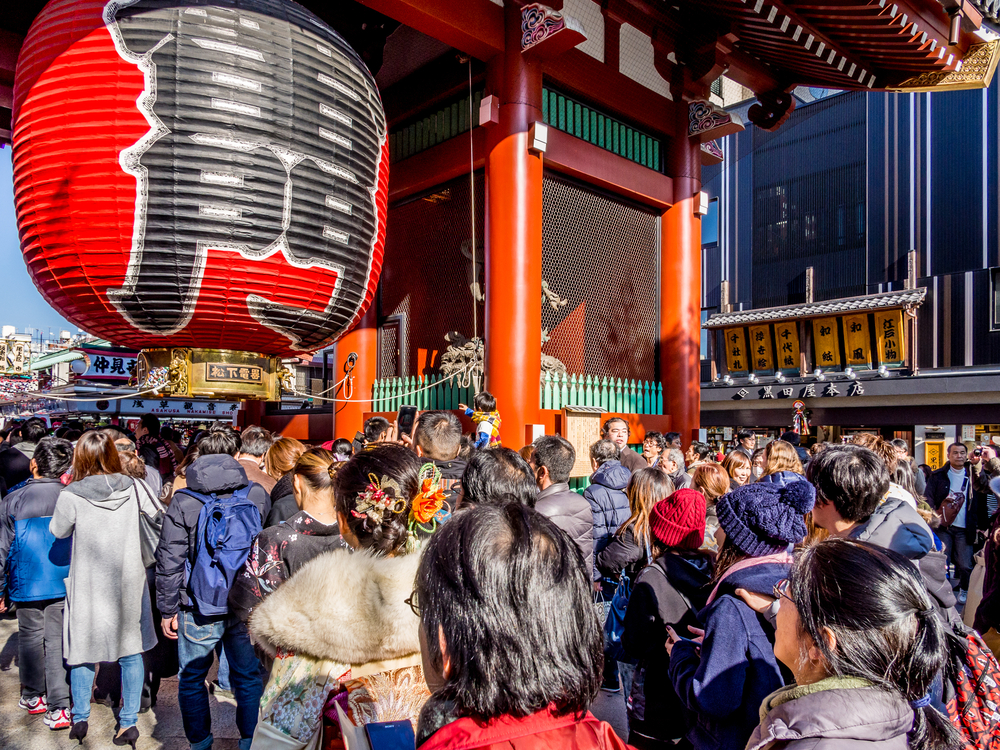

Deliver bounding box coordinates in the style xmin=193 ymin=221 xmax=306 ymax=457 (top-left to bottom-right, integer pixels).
xmin=773 ymin=578 xmax=793 ymax=604
xmin=404 ymin=591 xmax=420 ymax=618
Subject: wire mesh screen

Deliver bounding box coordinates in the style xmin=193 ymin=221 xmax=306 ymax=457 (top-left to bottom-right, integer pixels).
xmin=378 ymin=319 xmax=400 ymax=379
xmin=379 ymin=172 xmax=484 ymax=377
xmin=541 ymin=175 xmax=660 ymax=382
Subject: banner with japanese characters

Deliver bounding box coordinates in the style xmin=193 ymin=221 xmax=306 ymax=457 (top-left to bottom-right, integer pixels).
xmin=773 ymin=321 xmax=800 ymax=375
xmin=748 ymin=325 xmax=774 ymax=374
xmin=843 ymin=314 xmax=872 ymax=369
xmin=81 ymin=348 xmax=138 ymax=381
xmin=723 ymin=328 xmax=749 ymax=376
xmin=874 ymin=309 xmax=905 ymax=367
xmin=812 ymin=317 xmax=841 ymax=370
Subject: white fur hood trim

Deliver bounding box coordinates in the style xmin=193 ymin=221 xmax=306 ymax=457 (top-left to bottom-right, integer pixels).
xmin=249 ymin=548 xmax=421 ymax=665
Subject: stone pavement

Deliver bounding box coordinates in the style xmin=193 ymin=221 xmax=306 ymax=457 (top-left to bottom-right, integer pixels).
xmin=0 ymin=611 xmax=244 ymax=750
xmin=0 ymin=609 xmax=631 ymax=750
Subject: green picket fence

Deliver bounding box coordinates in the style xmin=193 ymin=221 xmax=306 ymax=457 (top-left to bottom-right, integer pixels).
xmin=540 ymin=372 xmax=663 ymax=415
xmin=371 ymin=374 xmax=475 ymax=413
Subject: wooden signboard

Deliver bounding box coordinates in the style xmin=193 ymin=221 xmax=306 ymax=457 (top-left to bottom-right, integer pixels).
xmin=843 ymin=314 xmax=872 ymax=369
xmin=723 ymin=327 xmax=749 ymax=375
xmin=748 ymin=324 xmax=774 ymax=374
xmin=563 ymin=406 xmax=604 ymax=478
xmin=812 ymin=317 xmax=841 ymax=371
xmin=874 ymin=309 xmax=905 ymax=367
xmin=773 ymin=321 xmax=800 ymax=374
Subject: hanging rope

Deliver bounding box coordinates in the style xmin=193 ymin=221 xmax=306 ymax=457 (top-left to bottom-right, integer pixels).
xmin=467 ymin=57 xmax=479 ymax=344
xmin=285 ymin=358 xmax=479 ymax=404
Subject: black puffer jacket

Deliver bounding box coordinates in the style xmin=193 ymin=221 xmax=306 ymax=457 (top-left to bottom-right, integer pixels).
xmin=155 ymin=454 xmax=271 ymax=616
xmin=596 ymin=524 xmax=648 ymax=587
xmin=584 ymin=460 xmax=631 ymax=581
xmin=265 ymin=472 xmax=296 ymax=527
xmin=623 ymin=551 xmax=712 ymax=742
xmin=535 ymin=482 xmax=594 ymax=576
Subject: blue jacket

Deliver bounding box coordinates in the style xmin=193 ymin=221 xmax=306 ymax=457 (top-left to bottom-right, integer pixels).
xmin=584 ymin=460 xmax=631 ymax=580
xmin=0 ymin=477 xmax=71 ymax=602
xmin=668 ymin=561 xmax=789 ymax=750
xmin=758 ymin=471 xmax=804 ymax=488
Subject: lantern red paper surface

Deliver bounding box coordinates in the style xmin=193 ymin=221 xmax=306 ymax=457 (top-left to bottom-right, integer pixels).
xmin=12 ymin=0 xmax=388 ymax=356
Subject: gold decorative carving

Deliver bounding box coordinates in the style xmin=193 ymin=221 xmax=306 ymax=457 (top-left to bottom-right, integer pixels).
xmin=888 ymin=41 xmax=1000 ymax=92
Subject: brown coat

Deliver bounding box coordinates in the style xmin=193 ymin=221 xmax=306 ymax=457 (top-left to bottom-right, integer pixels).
xmin=238 ymin=457 xmax=277 ymax=494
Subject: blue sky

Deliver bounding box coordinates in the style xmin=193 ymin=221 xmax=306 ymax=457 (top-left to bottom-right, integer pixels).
xmin=0 ymin=148 xmax=77 ymax=335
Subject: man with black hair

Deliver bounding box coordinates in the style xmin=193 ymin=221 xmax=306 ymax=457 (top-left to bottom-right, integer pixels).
xmin=155 ymin=424 xmax=270 ymax=750
xmin=460 ymin=447 xmax=537 ymax=508
xmin=809 ymin=444 xmax=957 ymax=618
xmin=602 ymin=417 xmax=647 ymax=473
xmin=331 ymin=438 xmax=353 ymax=459
xmin=136 ymin=413 xmax=178 ymax=482
xmin=363 ymin=416 xmax=391 ymax=445
xmin=530 ymin=436 xmax=594 ymax=576
xmin=411 ymin=410 xmax=467 ymax=509
xmin=0 ymin=418 xmax=48 ymax=497
xmin=236 ymin=426 xmax=276 ymax=494
xmin=731 ymin=430 xmax=756 ymax=461
xmin=664 ymin=431 xmax=683 ymax=450
xmin=0 ymin=437 xmax=74 ymax=729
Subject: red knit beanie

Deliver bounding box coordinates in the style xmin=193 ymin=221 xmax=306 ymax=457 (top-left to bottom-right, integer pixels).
xmin=650 ymin=489 xmax=707 ymax=550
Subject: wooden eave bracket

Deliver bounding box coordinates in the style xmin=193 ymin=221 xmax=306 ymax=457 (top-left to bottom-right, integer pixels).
xmin=700 ymin=140 xmax=724 ymax=166
xmin=689 ymin=100 xmax=744 ymax=142
xmin=521 ymin=3 xmax=587 ymax=60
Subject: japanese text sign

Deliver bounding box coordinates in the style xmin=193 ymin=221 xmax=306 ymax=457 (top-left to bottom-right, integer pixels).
xmin=773 ymin=321 xmax=800 ymax=374
xmin=874 ymin=310 xmax=905 ymax=367
xmin=812 ymin=317 xmax=841 ymax=370
xmin=748 ymin=325 xmax=773 ymax=374
xmin=724 ymin=328 xmax=749 ymax=376
xmin=843 ymin=314 xmax=872 ymax=369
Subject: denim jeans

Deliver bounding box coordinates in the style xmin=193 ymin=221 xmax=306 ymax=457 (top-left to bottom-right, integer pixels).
xmin=16 ymin=599 xmax=70 ymax=709
xmin=70 ymin=653 xmax=144 ymax=727
xmin=177 ymin=610 xmax=263 ymax=750
xmin=940 ymin=525 xmax=973 ymax=590
xmin=215 ymin=642 xmax=231 ymax=691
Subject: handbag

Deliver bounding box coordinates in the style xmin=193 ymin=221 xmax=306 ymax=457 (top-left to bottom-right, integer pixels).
xmin=941 ymin=475 xmax=969 ymax=527
xmin=136 ymin=480 xmax=165 ymax=568
xmin=603 ymin=534 xmax=652 ymax=664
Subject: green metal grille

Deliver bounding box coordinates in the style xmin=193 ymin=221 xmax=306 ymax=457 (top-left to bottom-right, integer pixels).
xmin=541 ymin=88 xmax=661 ymax=171
xmin=389 ymin=90 xmax=484 ymax=163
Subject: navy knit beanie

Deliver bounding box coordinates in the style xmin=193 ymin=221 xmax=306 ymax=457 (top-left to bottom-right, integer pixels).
xmin=715 ymin=480 xmax=816 ymax=556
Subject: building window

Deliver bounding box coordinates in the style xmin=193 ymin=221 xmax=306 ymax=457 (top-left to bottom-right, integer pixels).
xmin=702 ymin=198 xmax=719 ymax=245
xmin=993 ymin=268 xmax=1000 ymax=331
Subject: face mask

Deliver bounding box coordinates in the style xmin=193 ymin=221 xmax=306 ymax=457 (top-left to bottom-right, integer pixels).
xmin=753 ymin=467 xmax=763 ymax=478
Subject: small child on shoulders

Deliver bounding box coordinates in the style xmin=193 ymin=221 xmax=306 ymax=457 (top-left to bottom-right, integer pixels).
xmin=459 ymin=392 xmax=501 ymax=450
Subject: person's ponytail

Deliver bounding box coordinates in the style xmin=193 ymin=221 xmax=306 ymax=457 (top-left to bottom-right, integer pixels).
xmin=903 ymin=609 xmax=962 ymax=750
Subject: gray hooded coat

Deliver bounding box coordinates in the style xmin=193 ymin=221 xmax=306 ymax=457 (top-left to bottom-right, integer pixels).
xmin=50 ymin=474 xmax=158 ymax=665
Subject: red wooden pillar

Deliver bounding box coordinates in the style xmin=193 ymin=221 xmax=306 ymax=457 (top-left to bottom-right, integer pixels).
xmin=660 ymin=103 xmax=702 ymax=445
xmin=333 ymin=303 xmax=378 ymax=440
xmin=484 ymin=1 xmax=544 ymax=448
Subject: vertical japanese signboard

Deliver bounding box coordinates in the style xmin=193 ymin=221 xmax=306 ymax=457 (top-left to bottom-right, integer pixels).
xmin=812 ymin=317 xmax=841 ymax=370
xmin=843 ymin=314 xmax=872 ymax=369
xmin=748 ymin=325 xmax=773 ymax=374
xmin=874 ymin=310 xmax=905 ymax=367
xmin=724 ymin=328 xmax=749 ymax=376
xmin=773 ymin=322 xmax=800 ymax=374
xmin=0 ymin=339 xmax=29 ymax=375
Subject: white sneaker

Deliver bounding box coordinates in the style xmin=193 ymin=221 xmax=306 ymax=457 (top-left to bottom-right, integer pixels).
xmin=43 ymin=708 xmax=71 ymax=730
xmin=18 ymin=695 xmax=47 ymax=714
xmin=957 ymin=589 xmax=968 ymax=604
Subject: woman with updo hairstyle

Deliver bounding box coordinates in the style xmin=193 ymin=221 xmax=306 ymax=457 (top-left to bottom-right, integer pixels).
xmin=249 ymin=444 xmax=450 ymax=747
xmin=230 ymin=448 xmax=346 ymax=625
xmin=748 ymin=539 xmax=961 ymax=750
xmin=263 ymin=437 xmax=307 ymax=526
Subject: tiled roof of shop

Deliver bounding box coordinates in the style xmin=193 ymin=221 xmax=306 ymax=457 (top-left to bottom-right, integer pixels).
xmin=704 ymin=288 xmax=927 ymax=329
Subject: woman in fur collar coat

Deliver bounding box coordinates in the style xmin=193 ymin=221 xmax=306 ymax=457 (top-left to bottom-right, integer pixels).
xmin=249 ymin=445 xmax=450 ymax=749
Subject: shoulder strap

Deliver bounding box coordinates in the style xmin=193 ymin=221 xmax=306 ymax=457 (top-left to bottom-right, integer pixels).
xmin=644 ymin=557 xmax=696 ymax=613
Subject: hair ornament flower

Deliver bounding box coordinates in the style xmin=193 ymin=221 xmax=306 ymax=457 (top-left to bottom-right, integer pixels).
xmin=352 ymin=473 xmax=406 ymax=528
xmin=411 ymin=464 xmax=448 ymax=525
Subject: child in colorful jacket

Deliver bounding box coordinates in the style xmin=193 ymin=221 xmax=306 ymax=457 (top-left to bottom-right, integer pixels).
xmin=460 ymin=391 xmax=502 ymax=449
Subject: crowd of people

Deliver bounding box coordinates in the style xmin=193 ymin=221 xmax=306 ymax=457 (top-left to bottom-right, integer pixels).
xmin=0 ymin=404 xmax=997 ymax=750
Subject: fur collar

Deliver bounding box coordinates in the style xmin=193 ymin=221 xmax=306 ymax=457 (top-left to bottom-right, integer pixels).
xmin=249 ymin=548 xmax=421 ymax=665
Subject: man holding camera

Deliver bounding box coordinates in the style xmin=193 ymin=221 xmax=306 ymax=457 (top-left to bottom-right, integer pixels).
xmin=925 ymin=442 xmax=984 ymax=604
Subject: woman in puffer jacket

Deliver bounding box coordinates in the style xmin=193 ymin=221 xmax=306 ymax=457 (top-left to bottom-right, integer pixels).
xmin=748 ymin=539 xmax=961 ymax=750
xmin=249 ymin=444 xmax=451 ymax=748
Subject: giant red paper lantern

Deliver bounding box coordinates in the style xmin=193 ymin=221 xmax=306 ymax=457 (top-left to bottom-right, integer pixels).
xmin=12 ymin=0 xmax=388 ymax=356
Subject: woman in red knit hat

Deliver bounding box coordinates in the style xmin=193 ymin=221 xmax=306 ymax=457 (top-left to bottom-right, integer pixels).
xmin=620 ymin=488 xmax=713 ymax=749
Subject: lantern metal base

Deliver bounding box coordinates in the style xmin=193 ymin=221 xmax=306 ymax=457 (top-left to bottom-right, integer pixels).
xmin=136 ymin=348 xmax=291 ymax=401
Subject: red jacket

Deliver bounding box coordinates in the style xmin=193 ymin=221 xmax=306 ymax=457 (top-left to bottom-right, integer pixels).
xmin=418 ymin=706 xmax=634 ymax=750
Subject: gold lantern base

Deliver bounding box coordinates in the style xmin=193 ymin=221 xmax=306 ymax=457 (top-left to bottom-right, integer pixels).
xmin=136 ymin=348 xmax=291 ymax=401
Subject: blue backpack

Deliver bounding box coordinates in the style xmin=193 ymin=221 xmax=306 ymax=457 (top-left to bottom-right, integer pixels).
xmin=182 ymin=484 xmax=262 ymax=616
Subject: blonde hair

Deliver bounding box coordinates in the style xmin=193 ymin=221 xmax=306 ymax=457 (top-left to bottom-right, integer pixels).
xmin=264 ymin=437 xmax=306 ymax=479
xmin=618 ymin=468 xmax=674 ymax=544
xmin=692 ymin=462 xmax=730 ymax=503
xmin=763 ymin=439 xmax=804 ymax=477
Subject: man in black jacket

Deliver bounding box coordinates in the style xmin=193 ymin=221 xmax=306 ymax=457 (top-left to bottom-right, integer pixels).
xmin=411 ymin=411 xmax=467 ymax=510
xmin=530 ymin=436 xmax=594 ymax=575
xmin=0 ymin=437 xmax=73 ymax=729
xmin=602 ymin=418 xmax=647 ymax=474
xmin=155 ymin=428 xmax=271 ymax=750
xmin=925 ymin=442 xmax=982 ymax=603
xmin=0 ymin=418 xmax=47 ymax=497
